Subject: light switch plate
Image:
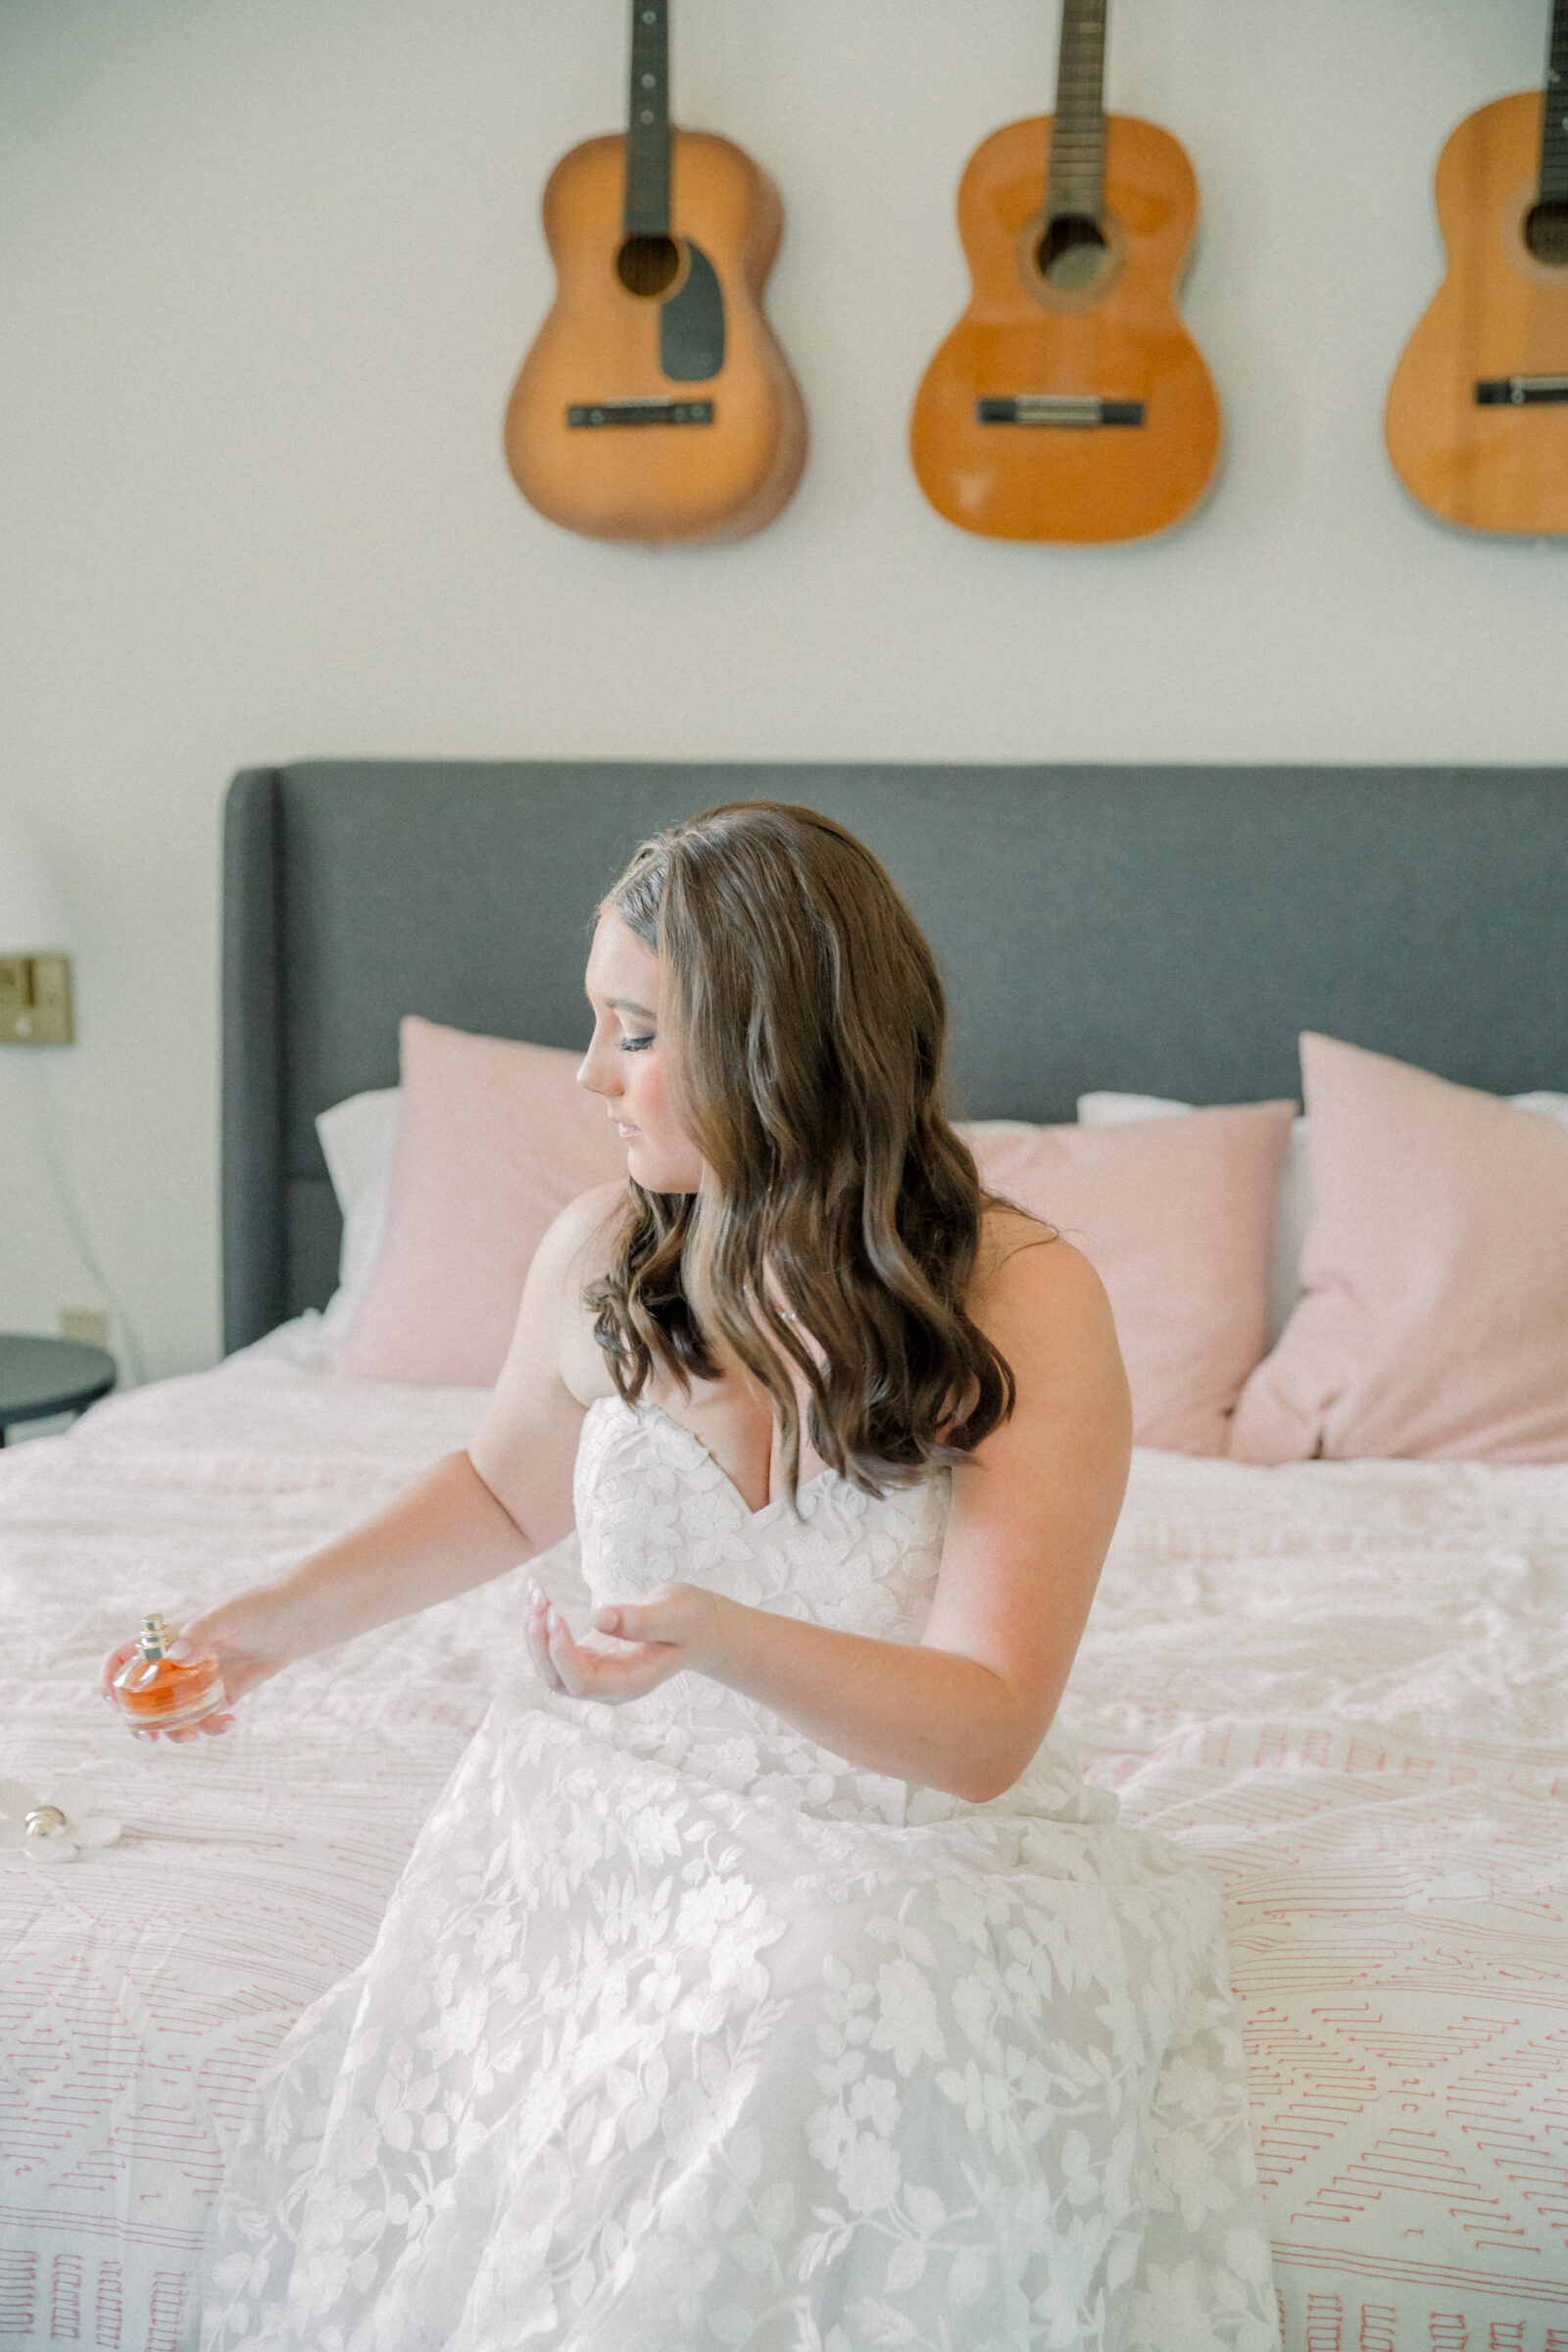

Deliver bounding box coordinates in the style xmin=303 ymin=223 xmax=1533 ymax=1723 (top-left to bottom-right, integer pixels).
xmin=0 ymin=955 xmax=74 ymax=1045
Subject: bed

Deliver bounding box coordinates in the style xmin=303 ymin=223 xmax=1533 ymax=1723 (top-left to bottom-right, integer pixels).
xmin=4 ymin=760 xmax=1567 ymax=2350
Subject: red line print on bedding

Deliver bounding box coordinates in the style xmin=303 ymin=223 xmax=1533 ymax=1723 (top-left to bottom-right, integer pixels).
xmin=96 ymin=2257 xmax=122 ymax=2348
xmin=1450 ymin=2027 xmax=1568 ymax=2252
xmin=0 ymin=2249 xmax=34 ymax=2337
xmin=148 ymin=2267 xmax=190 ymax=2352
xmin=1293 ymin=2121 xmax=1530 ymax=2251
xmin=51 ymin=2248 xmax=82 ymax=2339
xmin=1307 ymin=2290 xmax=1344 ymax=2349
xmin=1246 ymin=2008 xmax=1384 ymax=2187
xmin=1113 ymin=1713 xmax=1568 ymax=2338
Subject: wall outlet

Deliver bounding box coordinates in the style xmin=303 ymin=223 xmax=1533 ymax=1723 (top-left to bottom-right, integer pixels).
xmin=61 ymin=1307 xmax=110 ymax=1348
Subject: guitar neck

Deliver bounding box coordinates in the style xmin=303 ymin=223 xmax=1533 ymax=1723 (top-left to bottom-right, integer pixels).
xmin=1542 ymin=0 xmax=1568 ymax=203
xmin=1047 ymin=0 xmax=1107 ymax=220
xmin=623 ymin=0 xmax=672 ymax=237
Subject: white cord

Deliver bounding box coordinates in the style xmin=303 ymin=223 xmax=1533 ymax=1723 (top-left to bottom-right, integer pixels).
xmin=26 ymin=1054 xmax=149 ymax=1388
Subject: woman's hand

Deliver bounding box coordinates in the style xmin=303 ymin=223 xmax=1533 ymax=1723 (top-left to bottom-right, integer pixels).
xmin=95 ymin=1449 xmax=554 ymax=1748
xmin=524 ymin=1581 xmax=725 ymax=1704
xmin=98 ymin=1586 xmax=305 ymax=1742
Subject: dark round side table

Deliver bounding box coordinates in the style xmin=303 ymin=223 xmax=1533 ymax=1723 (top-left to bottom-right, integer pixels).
xmin=0 ymin=1334 xmax=117 ymax=1445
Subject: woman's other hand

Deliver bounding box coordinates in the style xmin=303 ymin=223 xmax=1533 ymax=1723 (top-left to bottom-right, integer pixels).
xmin=525 ymin=1581 xmax=724 ymax=1704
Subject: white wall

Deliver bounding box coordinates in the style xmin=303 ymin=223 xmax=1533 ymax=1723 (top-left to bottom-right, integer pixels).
xmin=0 ymin=0 xmax=1561 ymax=1379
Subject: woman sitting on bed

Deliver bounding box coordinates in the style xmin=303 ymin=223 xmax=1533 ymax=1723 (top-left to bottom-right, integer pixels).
xmin=110 ymin=803 xmax=1276 ymax=2352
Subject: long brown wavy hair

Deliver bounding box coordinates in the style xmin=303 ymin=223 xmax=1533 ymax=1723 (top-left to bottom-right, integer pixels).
xmin=586 ymin=802 xmax=1024 ymax=1497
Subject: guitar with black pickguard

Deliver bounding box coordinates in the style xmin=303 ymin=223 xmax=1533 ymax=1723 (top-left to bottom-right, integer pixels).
xmin=505 ymin=0 xmax=806 ymax=546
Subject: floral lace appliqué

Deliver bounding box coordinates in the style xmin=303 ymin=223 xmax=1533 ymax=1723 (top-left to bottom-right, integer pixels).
xmin=203 ymin=1396 xmax=1277 ymax=2352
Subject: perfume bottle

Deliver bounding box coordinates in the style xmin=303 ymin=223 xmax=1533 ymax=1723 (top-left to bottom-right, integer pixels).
xmin=112 ymin=1613 xmax=225 ymax=1733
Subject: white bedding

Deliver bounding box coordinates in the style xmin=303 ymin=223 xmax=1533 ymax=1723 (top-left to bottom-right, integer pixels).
xmin=1 ymin=1324 xmax=1564 ymax=2348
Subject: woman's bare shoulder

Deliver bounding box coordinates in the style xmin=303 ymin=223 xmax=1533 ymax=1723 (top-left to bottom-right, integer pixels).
xmin=470 ymin=1183 xmax=630 ymax=1522
xmin=542 ymin=1179 xmax=631 ymax=1276
xmin=970 ymin=1203 xmax=1118 ymax=1368
xmin=492 ymin=1181 xmax=629 ymax=1407
xmin=974 ymin=1199 xmax=1063 ymax=1288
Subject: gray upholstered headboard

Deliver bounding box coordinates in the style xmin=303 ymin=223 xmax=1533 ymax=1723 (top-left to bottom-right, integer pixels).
xmin=222 ymin=761 xmax=1568 ymax=1353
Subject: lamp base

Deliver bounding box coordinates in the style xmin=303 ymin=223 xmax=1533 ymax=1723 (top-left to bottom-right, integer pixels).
xmin=0 ymin=956 xmax=74 ymax=1045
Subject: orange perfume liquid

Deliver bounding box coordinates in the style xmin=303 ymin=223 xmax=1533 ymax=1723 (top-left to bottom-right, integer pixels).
xmin=112 ymin=1613 xmax=224 ymax=1732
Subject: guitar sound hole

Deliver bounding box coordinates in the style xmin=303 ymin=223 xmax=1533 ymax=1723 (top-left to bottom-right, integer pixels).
xmin=616 ymin=234 xmax=681 ymax=298
xmin=1036 ymin=214 xmax=1110 ymax=292
xmin=1523 ymin=199 xmax=1568 ymax=268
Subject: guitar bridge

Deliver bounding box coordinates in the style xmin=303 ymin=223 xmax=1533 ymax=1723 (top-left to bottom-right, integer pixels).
xmin=977 ymin=395 xmax=1145 ymax=428
xmin=1474 ymin=376 xmax=1568 ymax=407
xmin=567 ymin=399 xmax=714 ymax=427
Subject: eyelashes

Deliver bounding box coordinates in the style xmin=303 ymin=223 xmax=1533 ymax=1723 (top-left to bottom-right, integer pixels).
xmin=619 ymin=1034 xmax=656 ymax=1054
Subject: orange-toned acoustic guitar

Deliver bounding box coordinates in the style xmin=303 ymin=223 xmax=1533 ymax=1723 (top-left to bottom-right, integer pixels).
xmin=1385 ymin=0 xmax=1568 ymax=535
xmin=504 ymin=2 xmax=806 ymax=548
xmin=909 ymin=0 xmax=1220 ymax=544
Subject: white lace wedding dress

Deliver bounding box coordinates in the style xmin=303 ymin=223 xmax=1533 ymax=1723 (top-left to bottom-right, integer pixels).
xmin=202 ymin=1397 xmax=1278 ymax=2352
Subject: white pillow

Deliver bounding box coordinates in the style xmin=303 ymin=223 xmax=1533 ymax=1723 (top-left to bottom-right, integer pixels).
xmin=316 ymin=1086 xmax=401 ymax=1340
xmin=1077 ymin=1087 xmax=1568 ymax=1352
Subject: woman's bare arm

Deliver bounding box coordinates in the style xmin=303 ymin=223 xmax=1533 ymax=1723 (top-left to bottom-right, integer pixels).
xmin=148 ymin=1452 xmax=539 ymax=1729
xmin=530 ymin=1236 xmax=1132 ymax=1801
xmin=100 ymin=1187 xmax=617 ymax=1735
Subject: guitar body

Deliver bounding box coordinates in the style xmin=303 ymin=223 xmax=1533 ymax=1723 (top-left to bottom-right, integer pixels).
xmin=1386 ymin=93 xmax=1568 ymax=535
xmin=910 ymin=114 xmax=1221 ymax=542
xmin=506 ymin=129 xmax=807 ymax=546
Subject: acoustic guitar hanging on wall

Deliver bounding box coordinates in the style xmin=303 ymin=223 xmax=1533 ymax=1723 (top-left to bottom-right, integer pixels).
xmin=908 ymin=0 xmax=1220 ymax=544
xmin=504 ymin=0 xmax=806 ymax=547
xmin=1385 ymin=0 xmax=1568 ymax=535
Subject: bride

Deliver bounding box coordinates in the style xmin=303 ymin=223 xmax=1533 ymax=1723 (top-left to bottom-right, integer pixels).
xmin=113 ymin=803 xmax=1275 ymax=2350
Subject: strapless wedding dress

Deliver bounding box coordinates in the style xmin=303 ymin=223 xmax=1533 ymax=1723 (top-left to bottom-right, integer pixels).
xmin=202 ymin=1397 xmax=1276 ymax=2352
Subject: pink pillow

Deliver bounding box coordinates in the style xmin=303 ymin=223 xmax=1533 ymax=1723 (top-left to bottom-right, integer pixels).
xmin=334 ymin=1016 xmax=628 ymax=1386
xmin=962 ymin=1102 xmax=1296 ymax=1455
xmin=1229 ymin=1034 xmax=1568 ymax=1464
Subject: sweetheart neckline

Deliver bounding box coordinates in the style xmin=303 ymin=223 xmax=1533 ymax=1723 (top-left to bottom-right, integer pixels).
xmin=604 ymin=1394 xmax=839 ymax=1522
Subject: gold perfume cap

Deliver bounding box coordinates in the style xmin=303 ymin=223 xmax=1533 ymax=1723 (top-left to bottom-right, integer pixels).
xmin=137 ymin=1613 xmax=169 ymax=1659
